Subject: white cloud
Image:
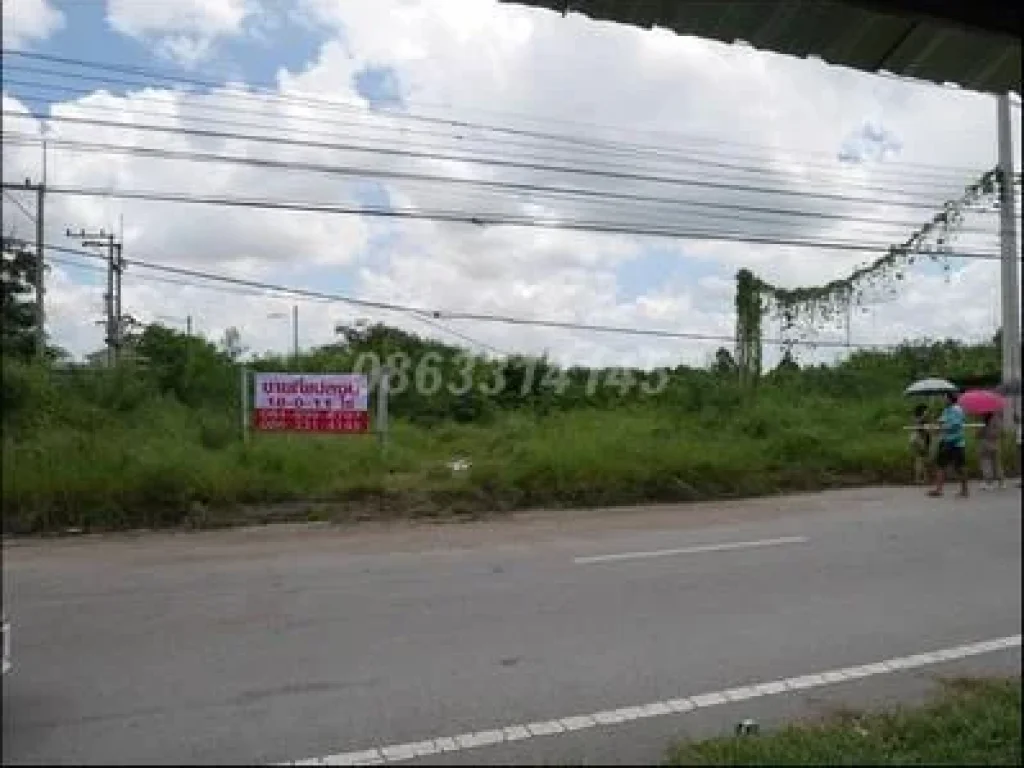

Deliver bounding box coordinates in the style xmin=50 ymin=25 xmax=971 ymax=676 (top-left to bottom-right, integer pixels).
xmin=3 ymin=0 xmax=1021 ymax=371
xmin=2 ymin=0 xmax=64 ymax=48
xmin=105 ymin=0 xmax=258 ymax=66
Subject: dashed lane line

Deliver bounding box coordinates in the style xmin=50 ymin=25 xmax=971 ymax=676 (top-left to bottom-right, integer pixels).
xmin=572 ymin=535 xmax=809 ymax=565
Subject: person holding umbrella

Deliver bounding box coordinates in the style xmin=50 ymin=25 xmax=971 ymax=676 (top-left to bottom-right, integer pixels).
xmin=1016 ymin=411 xmax=1022 ymax=488
xmin=929 ymin=390 xmax=969 ymax=498
xmin=955 ymin=388 xmax=1011 ymax=492
xmin=978 ymin=411 xmax=1006 ymax=490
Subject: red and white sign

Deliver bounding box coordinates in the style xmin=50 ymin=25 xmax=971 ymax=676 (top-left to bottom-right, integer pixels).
xmin=253 ymin=373 xmax=370 ymax=433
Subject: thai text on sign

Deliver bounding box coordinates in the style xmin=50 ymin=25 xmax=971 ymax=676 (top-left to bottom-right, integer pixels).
xmin=252 ymin=373 xmax=370 ymax=433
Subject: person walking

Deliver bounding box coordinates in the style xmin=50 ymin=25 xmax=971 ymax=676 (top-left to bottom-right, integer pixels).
xmin=978 ymin=412 xmax=1005 ymax=490
xmin=1016 ymin=411 xmax=1022 ymax=488
xmin=929 ymin=390 xmax=969 ymax=498
xmin=909 ymin=403 xmax=932 ymax=485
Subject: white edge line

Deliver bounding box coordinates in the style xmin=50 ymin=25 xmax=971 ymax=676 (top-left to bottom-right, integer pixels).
xmin=572 ymin=535 xmax=809 ymax=565
xmin=277 ymin=633 xmax=1020 ymax=766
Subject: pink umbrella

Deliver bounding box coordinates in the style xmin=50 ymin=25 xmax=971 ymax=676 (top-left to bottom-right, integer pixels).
xmin=957 ymin=389 xmax=1006 ymax=415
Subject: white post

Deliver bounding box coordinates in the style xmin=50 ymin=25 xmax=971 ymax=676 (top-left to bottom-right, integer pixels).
xmin=240 ymin=367 xmax=250 ymax=443
xmin=377 ymin=366 xmax=390 ymax=451
xmin=997 ymin=93 xmax=1021 ymax=428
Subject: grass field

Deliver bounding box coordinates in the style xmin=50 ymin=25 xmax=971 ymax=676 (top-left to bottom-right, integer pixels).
xmin=1 ymin=336 xmax=1017 ymax=534
xmin=3 ymin=387 xmax=1017 ymax=534
xmin=665 ymin=677 xmax=1022 ymax=766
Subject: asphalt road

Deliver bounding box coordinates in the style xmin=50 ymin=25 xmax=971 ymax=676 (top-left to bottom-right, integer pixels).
xmin=1 ymin=486 xmax=1021 ymax=765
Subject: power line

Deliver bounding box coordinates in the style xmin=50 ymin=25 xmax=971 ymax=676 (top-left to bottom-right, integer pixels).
xmin=46 ymin=248 xmax=509 ymax=357
xmin=1 ymin=49 xmax=998 ymax=179
xmin=5 ymin=239 xmax=990 ymax=351
xmin=404 ymin=311 xmax=509 ymax=357
xmin=4 ymin=111 xmax=998 ymax=215
xmin=2 ymin=189 xmax=36 ymax=224
xmin=2 ymin=133 xmax=1003 ymax=237
xmin=2 ymin=73 xmax=989 ymax=192
xmin=5 ymin=184 xmax=1006 ymax=258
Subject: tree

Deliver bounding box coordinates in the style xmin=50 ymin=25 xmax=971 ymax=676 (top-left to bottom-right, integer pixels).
xmin=135 ymin=323 xmax=237 ymax=407
xmin=1 ymin=236 xmax=41 ymax=361
xmin=774 ymin=348 xmax=801 ymax=375
xmin=220 ymin=326 xmax=247 ymax=361
xmin=713 ymin=346 xmax=737 ymax=376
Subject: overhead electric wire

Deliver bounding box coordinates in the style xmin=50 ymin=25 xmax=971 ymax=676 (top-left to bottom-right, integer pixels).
xmin=1 ymin=111 xmax=1001 ymax=216
xmin=44 ymin=247 xmax=507 ymax=355
xmin=4 ymin=54 xmax=1012 ymax=358
xmin=5 ymin=184 xmax=1007 ymax=259
xmin=1 ymin=72 xmax=989 ymax=192
xmin=1 ymin=49 xmax=995 ymax=180
xmin=2 ymin=133 xmax=1003 ymax=239
xmin=2 ymin=188 xmax=36 ymax=224
xmin=17 ymin=239 xmax=907 ymax=350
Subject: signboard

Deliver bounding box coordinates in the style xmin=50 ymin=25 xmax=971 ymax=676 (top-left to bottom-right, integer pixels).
xmin=252 ymin=373 xmax=370 ymax=433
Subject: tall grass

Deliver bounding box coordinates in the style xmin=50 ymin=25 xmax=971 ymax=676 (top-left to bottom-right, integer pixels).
xmin=1 ymin=344 xmax=1014 ymax=534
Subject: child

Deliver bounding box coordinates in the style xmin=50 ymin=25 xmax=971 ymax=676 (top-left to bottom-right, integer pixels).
xmin=909 ymin=404 xmax=931 ymax=485
xmin=978 ymin=412 xmax=1005 ymax=490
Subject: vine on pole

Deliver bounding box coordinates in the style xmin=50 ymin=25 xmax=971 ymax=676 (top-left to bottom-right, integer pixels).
xmin=734 ymin=168 xmax=1001 ymax=380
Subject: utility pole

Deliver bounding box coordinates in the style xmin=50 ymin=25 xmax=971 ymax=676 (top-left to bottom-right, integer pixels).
xmin=997 ymin=93 xmax=1021 ymax=426
xmin=67 ymin=228 xmax=123 ymax=366
xmin=1 ymin=180 xmax=47 ymax=360
xmin=292 ymin=304 xmax=299 ymax=366
xmin=34 ymin=183 xmax=45 ymax=360
xmin=113 ymin=240 xmax=124 ymax=361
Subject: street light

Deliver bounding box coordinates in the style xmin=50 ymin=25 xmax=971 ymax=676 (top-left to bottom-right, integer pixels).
xmin=157 ymin=314 xmax=192 ymax=336
xmin=268 ymin=305 xmax=298 ymax=365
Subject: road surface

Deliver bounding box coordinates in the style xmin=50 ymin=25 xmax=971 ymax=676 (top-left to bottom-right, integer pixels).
xmin=2 ymin=486 xmax=1020 ymax=765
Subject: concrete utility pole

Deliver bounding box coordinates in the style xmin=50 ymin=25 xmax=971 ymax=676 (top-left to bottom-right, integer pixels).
xmin=67 ymin=228 xmax=123 ymax=366
xmin=997 ymin=93 xmax=1021 ymax=425
xmin=268 ymin=305 xmax=299 ymax=366
xmin=1 ymin=180 xmax=48 ymax=360
xmin=114 ymin=240 xmax=124 ymax=359
xmin=34 ymin=183 xmax=45 ymax=360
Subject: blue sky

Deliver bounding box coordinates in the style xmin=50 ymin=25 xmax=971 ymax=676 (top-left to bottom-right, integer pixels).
xmin=1 ymin=0 xmax=719 ymax=306
xmin=3 ymin=0 xmax=1013 ymax=365
xmin=2 ymin=0 xmax=418 ymax=303
xmin=6 ymin=1 xmax=328 ymax=108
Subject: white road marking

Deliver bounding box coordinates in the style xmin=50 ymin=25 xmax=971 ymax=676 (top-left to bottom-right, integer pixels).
xmin=279 ymin=633 xmax=1021 ymax=766
xmin=572 ymin=535 xmax=808 ymax=564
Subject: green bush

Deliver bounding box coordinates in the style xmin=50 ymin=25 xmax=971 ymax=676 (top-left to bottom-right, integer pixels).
xmin=0 ymin=331 xmax=1014 ymax=534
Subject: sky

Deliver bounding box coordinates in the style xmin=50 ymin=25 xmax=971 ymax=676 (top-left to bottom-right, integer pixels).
xmin=1 ymin=0 xmax=1021 ymax=371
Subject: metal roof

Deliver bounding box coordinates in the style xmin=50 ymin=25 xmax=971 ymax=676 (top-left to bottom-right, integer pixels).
xmin=499 ymin=0 xmax=1021 ymax=95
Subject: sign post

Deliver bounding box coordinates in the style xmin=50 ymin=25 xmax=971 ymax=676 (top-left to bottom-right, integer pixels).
xmin=240 ymin=366 xmax=250 ymax=443
xmin=251 ymin=372 xmax=371 ymax=434
xmin=377 ymin=366 xmax=390 ymax=451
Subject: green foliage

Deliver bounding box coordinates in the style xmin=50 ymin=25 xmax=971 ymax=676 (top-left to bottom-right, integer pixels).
xmin=732 ymin=168 xmax=1002 ymax=371
xmin=0 ymin=318 xmax=1012 ymax=534
xmin=2 ymin=236 xmax=41 ymax=361
xmin=666 ymin=676 xmax=1021 ymax=766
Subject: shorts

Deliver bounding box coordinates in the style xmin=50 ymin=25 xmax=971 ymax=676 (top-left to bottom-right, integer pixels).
xmin=935 ymin=442 xmax=966 ymax=470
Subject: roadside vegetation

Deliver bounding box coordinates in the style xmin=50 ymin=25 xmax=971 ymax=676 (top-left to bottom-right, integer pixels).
xmin=2 ymin=235 xmax=1017 ymax=534
xmin=1 ymin=315 xmax=1016 ymax=534
xmin=665 ymin=676 xmax=1021 ymax=765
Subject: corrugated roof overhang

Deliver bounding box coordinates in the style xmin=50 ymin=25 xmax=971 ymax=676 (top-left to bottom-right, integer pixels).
xmin=499 ymin=0 xmax=1021 ymax=95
